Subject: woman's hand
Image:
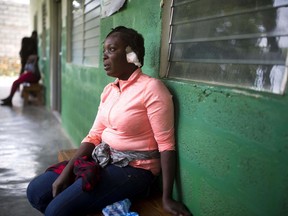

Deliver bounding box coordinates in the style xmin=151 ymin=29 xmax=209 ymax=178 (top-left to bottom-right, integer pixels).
xmin=163 ymin=197 xmax=192 ymax=216
xmin=160 ymin=151 xmax=192 ymax=216
xmin=52 ymin=142 xmax=96 ymax=197
xmin=52 ymin=172 xmax=73 ymax=197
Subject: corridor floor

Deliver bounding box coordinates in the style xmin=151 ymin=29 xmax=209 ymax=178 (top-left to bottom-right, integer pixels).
xmin=0 ymin=76 xmax=75 ymax=216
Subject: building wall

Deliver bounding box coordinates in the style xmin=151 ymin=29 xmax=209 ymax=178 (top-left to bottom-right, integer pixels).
xmin=30 ymin=0 xmax=288 ymax=215
xmin=30 ymin=0 xmax=51 ymax=106
xmin=165 ymin=79 xmax=288 ymax=216
xmin=0 ymin=0 xmax=30 ymax=75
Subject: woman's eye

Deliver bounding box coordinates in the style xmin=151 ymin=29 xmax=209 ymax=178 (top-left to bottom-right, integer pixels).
xmin=103 ymin=47 xmax=116 ymax=54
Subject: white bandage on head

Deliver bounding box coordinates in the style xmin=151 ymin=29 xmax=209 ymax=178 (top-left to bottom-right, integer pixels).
xmin=126 ymin=46 xmax=142 ymax=67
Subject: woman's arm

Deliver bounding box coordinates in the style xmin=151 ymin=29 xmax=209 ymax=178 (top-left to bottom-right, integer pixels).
xmin=52 ymin=85 xmax=106 ymax=197
xmin=161 ymin=150 xmax=191 ymax=216
xmin=52 ymin=142 xmax=95 ymax=197
xmin=144 ymin=79 xmax=191 ymax=215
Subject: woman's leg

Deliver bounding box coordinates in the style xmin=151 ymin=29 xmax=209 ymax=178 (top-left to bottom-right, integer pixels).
xmin=26 ymin=171 xmax=59 ymax=213
xmin=10 ymin=72 xmax=39 ymax=98
xmin=44 ymin=165 xmax=155 ymax=216
xmin=2 ymin=72 xmax=39 ymax=104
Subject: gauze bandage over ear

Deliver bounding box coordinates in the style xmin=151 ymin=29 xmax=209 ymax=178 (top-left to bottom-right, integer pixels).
xmin=126 ymin=46 xmax=142 ymax=67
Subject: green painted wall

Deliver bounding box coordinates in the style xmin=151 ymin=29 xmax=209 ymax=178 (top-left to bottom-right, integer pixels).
xmin=38 ymin=30 xmax=51 ymax=107
xmin=47 ymin=0 xmax=287 ymax=216
xmin=165 ymin=80 xmax=288 ymax=216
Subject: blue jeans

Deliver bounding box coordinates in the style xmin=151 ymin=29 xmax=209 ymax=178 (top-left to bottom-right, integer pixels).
xmin=27 ymin=164 xmax=155 ymax=216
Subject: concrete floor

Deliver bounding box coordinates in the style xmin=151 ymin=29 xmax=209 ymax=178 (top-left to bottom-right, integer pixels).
xmin=0 ymin=76 xmax=75 ymax=216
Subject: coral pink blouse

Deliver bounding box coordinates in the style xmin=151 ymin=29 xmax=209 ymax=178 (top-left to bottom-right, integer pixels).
xmin=82 ymin=68 xmax=175 ymax=175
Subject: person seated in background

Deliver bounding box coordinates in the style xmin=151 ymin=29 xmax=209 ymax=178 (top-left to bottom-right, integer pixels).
xmin=19 ymin=31 xmax=38 ymax=75
xmin=26 ymin=26 xmax=191 ymax=216
xmin=1 ymin=54 xmax=41 ymax=106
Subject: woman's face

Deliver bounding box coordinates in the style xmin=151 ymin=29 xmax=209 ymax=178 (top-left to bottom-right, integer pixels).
xmin=103 ymin=32 xmax=136 ymax=80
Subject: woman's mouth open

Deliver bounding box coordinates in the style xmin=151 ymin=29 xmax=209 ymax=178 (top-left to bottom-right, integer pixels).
xmin=104 ymin=64 xmax=110 ymax=71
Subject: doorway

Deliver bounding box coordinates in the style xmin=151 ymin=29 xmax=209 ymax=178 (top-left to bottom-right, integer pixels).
xmin=50 ymin=0 xmax=62 ymax=117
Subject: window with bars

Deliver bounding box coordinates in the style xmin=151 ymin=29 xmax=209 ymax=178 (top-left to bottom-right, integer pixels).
xmin=161 ymin=0 xmax=288 ymax=94
xmin=69 ymin=0 xmax=101 ymax=67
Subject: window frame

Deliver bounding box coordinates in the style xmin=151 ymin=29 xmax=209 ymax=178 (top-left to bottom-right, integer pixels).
xmin=160 ymin=0 xmax=172 ymax=78
xmin=160 ymin=0 xmax=288 ymax=95
xmin=67 ymin=0 xmax=101 ymax=67
xmin=41 ymin=3 xmax=47 ymax=59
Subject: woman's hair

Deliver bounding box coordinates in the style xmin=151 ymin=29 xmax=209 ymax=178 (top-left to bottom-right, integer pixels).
xmin=106 ymin=26 xmax=145 ymax=66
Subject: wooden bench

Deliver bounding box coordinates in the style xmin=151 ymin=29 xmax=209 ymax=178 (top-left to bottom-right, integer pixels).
xmin=21 ymin=83 xmax=44 ymax=105
xmin=58 ymin=149 xmax=170 ymax=216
